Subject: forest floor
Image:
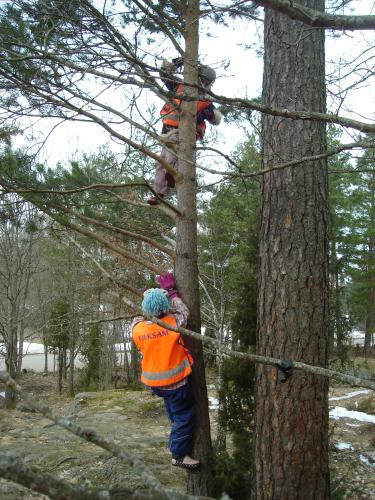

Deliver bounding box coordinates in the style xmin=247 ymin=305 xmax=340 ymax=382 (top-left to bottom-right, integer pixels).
xmin=0 ymin=362 xmax=374 ymax=500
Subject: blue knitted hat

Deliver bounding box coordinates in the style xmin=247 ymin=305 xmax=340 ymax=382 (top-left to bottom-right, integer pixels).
xmin=142 ymin=288 xmax=170 ymax=316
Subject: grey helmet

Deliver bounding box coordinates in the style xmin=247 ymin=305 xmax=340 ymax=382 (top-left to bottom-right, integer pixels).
xmin=198 ymin=64 xmax=216 ymax=85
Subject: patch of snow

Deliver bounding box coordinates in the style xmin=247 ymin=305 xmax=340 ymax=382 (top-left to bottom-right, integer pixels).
xmin=359 ymin=454 xmax=374 ymax=468
xmin=346 ymin=423 xmax=361 ymax=427
xmin=0 ymin=391 xmax=5 ymax=398
xmin=208 ymin=396 xmax=219 ymax=410
xmin=330 ymin=406 xmax=375 ymax=424
xmin=336 ymin=442 xmax=354 ymax=451
xmin=330 ymin=390 xmax=370 ymax=401
xmin=21 ymin=342 xmax=45 ymax=354
xmin=114 ymin=343 xmax=131 ymax=351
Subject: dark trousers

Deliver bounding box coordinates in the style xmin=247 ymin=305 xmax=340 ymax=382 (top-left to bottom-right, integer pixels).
xmin=151 ymin=381 xmax=195 ymax=459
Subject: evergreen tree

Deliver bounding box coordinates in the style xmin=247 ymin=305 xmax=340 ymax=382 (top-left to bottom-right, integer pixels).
xmin=328 ymin=127 xmax=355 ymax=360
xmin=346 ymin=145 xmax=375 ymax=353
xmin=199 ymin=137 xmax=260 ymax=498
xmin=79 ymin=323 xmax=102 ymax=390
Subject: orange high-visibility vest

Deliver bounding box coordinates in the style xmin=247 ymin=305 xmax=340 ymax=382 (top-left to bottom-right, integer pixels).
xmin=160 ymin=83 xmax=211 ymax=139
xmin=132 ymin=315 xmax=193 ymax=387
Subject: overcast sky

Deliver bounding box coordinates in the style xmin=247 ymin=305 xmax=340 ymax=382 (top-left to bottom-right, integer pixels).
xmin=14 ymin=0 xmax=374 ymax=168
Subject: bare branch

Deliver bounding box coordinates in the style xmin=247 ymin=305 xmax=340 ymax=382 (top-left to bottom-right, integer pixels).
xmin=59 ymin=206 xmax=175 ymax=258
xmin=251 ymin=0 xmax=375 ymax=30
xmin=150 ymin=318 xmax=375 ymax=391
xmin=68 ymin=237 xmax=143 ymax=299
xmin=0 ymin=455 xmax=111 ymax=500
xmin=197 ymin=141 xmax=375 ymax=178
xmin=36 ymin=205 xmax=163 ymax=275
xmin=208 ymin=90 xmax=375 ymax=134
xmin=0 ymin=372 xmax=202 ymax=500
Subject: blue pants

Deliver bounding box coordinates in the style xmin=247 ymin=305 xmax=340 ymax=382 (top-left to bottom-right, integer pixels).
xmin=151 ymin=382 xmax=195 ymax=459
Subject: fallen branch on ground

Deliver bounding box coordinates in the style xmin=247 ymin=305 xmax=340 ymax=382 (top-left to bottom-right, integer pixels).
xmin=0 ymin=454 xmax=111 ymax=500
xmin=0 ymin=372 xmax=204 ymax=500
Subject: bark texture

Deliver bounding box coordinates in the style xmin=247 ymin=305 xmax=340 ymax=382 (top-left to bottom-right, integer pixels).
xmin=175 ymin=0 xmax=213 ymax=495
xmin=253 ymin=1 xmax=330 ymax=498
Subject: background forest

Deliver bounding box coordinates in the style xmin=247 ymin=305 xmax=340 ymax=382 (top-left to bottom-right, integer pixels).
xmin=0 ymin=0 xmax=374 ymax=499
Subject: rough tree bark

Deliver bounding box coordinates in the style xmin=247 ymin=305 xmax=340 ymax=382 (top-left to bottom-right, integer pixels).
xmin=253 ymin=0 xmax=330 ymax=498
xmin=175 ymin=0 xmax=213 ymax=495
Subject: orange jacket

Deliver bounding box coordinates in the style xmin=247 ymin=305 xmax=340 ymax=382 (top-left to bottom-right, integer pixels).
xmin=160 ymin=83 xmax=211 ymax=139
xmin=132 ymin=315 xmax=193 ymax=387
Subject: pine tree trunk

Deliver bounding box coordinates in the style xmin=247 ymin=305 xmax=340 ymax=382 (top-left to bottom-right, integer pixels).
xmin=63 ymin=347 xmax=68 ymax=380
xmin=175 ymin=0 xmax=213 ymax=495
xmin=5 ymin=326 xmax=17 ymax=408
xmin=215 ymin=358 xmax=227 ymax=452
xmin=123 ymin=327 xmax=131 ymax=384
xmin=58 ymin=349 xmax=63 ymax=393
xmin=68 ymin=337 xmax=75 ymax=397
xmin=44 ymin=342 xmax=48 ymax=374
xmin=253 ymin=1 xmax=330 ymax=498
xmin=130 ymin=340 xmax=139 ymax=382
xmin=365 ymin=214 xmax=374 ymax=355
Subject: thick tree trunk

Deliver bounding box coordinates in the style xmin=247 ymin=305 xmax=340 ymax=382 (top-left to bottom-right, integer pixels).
xmin=175 ymin=0 xmax=213 ymax=495
xmin=253 ymin=1 xmax=330 ymax=499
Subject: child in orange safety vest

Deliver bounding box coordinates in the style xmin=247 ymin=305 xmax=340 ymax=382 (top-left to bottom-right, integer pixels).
xmin=147 ymin=58 xmax=222 ymax=205
xmin=131 ymin=272 xmax=200 ymax=470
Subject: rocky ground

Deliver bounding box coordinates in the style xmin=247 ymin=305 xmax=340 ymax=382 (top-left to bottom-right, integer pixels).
xmin=0 ymin=371 xmax=374 ymax=499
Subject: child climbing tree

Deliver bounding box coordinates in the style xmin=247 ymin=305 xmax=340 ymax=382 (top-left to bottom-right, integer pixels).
xmin=0 ymin=1 xmax=374 ymax=499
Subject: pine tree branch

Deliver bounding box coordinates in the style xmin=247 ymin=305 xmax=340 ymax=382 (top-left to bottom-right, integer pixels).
xmin=0 ymin=182 xmax=149 ymax=196
xmin=35 ymin=205 xmax=163 ymax=275
xmin=208 ymin=91 xmax=375 ymax=134
xmin=0 ymin=455 xmax=111 ymax=500
xmin=99 ymin=289 xmax=375 ymax=391
xmin=197 ymin=141 xmax=375 ymax=178
xmin=132 ymin=0 xmax=185 ymax=52
xmin=105 ymin=189 xmax=180 ymax=220
xmin=0 ymin=373 xmax=204 ymax=500
xmin=251 ymin=0 xmax=375 ymax=30
xmin=68 ymin=236 xmax=143 ymax=299
xmin=85 ymin=314 xmax=137 ymax=324
xmin=60 ymin=206 xmax=175 ymax=258
xmin=0 ymin=68 xmax=180 ymax=179
xmin=151 ymin=319 xmax=375 ymax=391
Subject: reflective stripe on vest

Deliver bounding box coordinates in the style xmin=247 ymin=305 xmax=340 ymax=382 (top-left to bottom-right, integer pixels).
xmin=132 ymin=315 xmax=192 ymax=387
xmin=142 ymin=358 xmax=190 ymax=382
xmin=160 ymin=83 xmax=211 ymax=136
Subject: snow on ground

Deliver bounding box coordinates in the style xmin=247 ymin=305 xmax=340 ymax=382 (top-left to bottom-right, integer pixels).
xmin=330 ymin=406 xmax=375 ymax=424
xmin=208 ymin=396 xmax=219 ymax=410
xmin=336 ymin=442 xmax=354 ymax=451
xmin=330 ymin=390 xmax=371 ymax=401
xmin=22 ymin=342 xmax=44 ymax=354
xmin=359 ymin=454 xmax=374 ymax=467
xmin=335 ymin=443 xmax=375 ymax=469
